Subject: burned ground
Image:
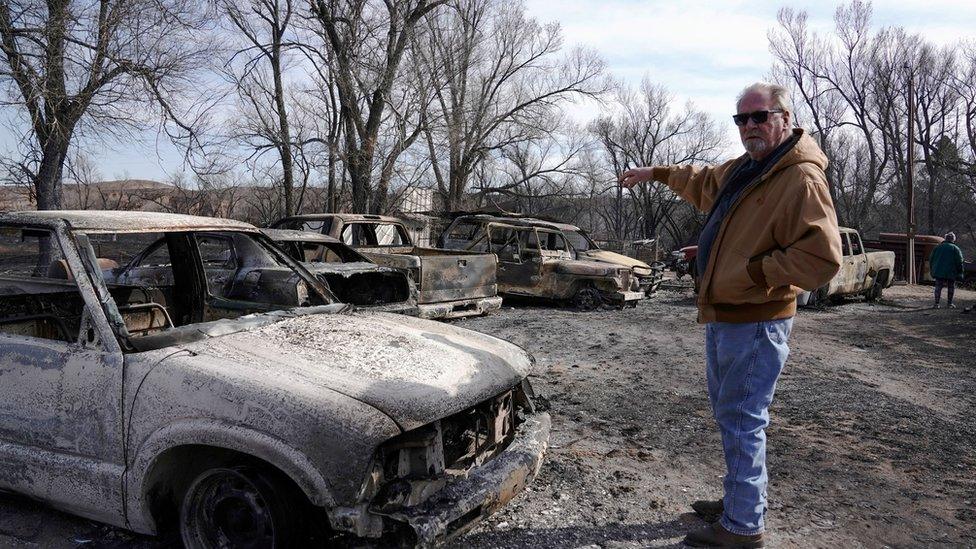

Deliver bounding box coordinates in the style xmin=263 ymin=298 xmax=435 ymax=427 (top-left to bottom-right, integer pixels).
xmin=0 ymin=284 xmax=973 ymax=548
xmin=447 ymin=284 xmax=976 ymax=549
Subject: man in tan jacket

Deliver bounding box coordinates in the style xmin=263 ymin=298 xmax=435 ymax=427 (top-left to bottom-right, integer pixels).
xmin=621 ymin=82 xmax=841 ymax=548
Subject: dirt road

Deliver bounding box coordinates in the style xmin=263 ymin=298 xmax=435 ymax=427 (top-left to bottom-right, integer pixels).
xmin=1 ymin=284 xmax=973 ymax=548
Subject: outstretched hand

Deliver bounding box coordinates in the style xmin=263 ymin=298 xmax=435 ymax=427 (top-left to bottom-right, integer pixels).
xmin=619 ymin=167 xmax=658 ymax=188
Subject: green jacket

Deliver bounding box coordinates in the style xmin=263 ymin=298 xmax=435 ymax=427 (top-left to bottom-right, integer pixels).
xmin=929 ymin=241 xmax=964 ymax=280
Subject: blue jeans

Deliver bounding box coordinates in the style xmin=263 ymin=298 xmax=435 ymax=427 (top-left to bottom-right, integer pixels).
xmin=934 ymin=278 xmax=956 ymax=305
xmin=705 ymin=318 xmax=793 ymax=536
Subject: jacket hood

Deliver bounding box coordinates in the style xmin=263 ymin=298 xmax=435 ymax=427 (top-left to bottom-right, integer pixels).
xmin=763 ymin=129 xmax=828 ymax=179
xmin=170 ymin=311 xmax=532 ymax=431
xmin=578 ymin=249 xmax=651 ymax=270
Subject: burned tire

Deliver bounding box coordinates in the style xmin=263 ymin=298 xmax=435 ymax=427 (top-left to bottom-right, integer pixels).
xmin=866 ymin=271 xmax=888 ymax=302
xmin=573 ymin=287 xmax=603 ymax=311
xmin=866 ymin=281 xmax=883 ymax=302
xmin=180 ymin=466 xmax=303 ymax=549
xmin=806 ymin=285 xmax=829 ymax=307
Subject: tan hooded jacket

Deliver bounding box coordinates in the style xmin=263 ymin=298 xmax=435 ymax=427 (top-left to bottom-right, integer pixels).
xmin=656 ymin=129 xmax=842 ymax=323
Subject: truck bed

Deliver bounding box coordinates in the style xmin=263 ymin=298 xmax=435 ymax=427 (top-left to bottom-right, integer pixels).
xmin=361 ymin=247 xmax=498 ymax=304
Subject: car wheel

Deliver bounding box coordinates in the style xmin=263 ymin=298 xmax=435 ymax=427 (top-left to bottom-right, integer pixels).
xmin=180 ymin=466 xmax=302 ymax=549
xmin=866 ymin=271 xmax=888 ymax=302
xmin=866 ymin=281 xmax=883 ymax=302
xmin=807 ymin=285 xmax=829 ymax=307
xmin=573 ymin=287 xmax=603 ymax=311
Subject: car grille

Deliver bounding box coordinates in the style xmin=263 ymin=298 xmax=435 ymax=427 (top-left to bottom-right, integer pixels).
xmin=441 ymin=390 xmax=516 ymax=470
xmin=368 ymin=385 xmax=531 ymax=512
xmin=379 ymin=389 xmax=518 ymax=481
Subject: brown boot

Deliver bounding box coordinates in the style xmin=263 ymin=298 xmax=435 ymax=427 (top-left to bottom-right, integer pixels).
xmin=691 ymin=499 xmax=723 ymax=522
xmin=683 ymin=522 xmax=764 ymax=548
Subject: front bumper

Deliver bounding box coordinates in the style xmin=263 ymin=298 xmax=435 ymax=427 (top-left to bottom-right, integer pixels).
xmin=605 ymin=290 xmax=645 ymax=303
xmin=636 ymin=273 xmax=664 ymax=294
xmin=376 ymin=411 xmax=551 ymax=547
xmin=358 ymin=301 xmax=419 ymax=315
xmin=416 ymin=295 xmax=503 ymax=320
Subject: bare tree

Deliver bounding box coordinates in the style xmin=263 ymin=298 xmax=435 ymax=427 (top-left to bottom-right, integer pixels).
xmin=293 ymin=44 xmax=345 ymax=212
xmin=767 ymin=1 xmax=976 ymax=249
xmin=590 ymin=80 xmax=726 ymax=244
xmin=907 ymin=42 xmax=960 ymax=233
xmin=63 ymin=152 xmax=100 ymax=209
xmin=221 ymin=0 xmax=302 ymax=216
xmin=471 ymin=124 xmax=590 ymax=213
xmin=417 ymin=0 xmax=607 ymax=211
xmin=769 ymin=8 xmax=847 ymax=210
xmin=307 ymin=0 xmax=447 ymax=213
xmin=369 ymin=60 xmax=430 ymax=214
xmin=0 ymin=0 xmax=216 ymax=209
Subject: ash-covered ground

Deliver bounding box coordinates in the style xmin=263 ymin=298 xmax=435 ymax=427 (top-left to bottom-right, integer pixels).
xmin=447 ymin=284 xmax=976 ymax=549
xmin=1 ymin=284 xmax=973 ymax=548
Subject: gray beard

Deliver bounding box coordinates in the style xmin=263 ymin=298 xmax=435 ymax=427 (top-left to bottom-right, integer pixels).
xmin=743 ymin=138 xmax=768 ymax=154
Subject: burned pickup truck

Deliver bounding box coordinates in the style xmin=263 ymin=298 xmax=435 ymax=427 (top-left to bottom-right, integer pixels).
xmin=0 ymin=210 xmax=549 ymax=548
xmin=441 ymin=213 xmax=664 ymax=295
xmin=261 ymin=228 xmax=416 ymax=315
xmin=440 ymin=219 xmax=644 ymax=309
xmin=799 ymin=227 xmax=895 ymax=306
xmin=271 ymin=214 xmax=502 ymax=320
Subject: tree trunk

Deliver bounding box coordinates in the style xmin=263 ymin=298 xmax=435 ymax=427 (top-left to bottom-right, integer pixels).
xmin=34 ymin=136 xmax=71 ymax=210
xmin=327 ymin=145 xmax=337 ymax=212
xmin=349 ymin=151 xmax=371 ymax=213
xmin=371 ymin=160 xmax=396 ymax=214
xmin=272 ymin=51 xmax=295 ymax=217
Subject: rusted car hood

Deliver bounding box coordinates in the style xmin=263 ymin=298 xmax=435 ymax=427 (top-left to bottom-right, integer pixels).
xmin=169 ymin=311 xmax=532 ymax=432
xmin=553 ymin=259 xmax=622 ymax=276
xmin=578 ymin=250 xmax=650 ymax=271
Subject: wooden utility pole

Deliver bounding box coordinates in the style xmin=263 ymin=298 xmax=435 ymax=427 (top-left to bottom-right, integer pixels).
xmin=905 ymin=63 xmax=917 ymax=284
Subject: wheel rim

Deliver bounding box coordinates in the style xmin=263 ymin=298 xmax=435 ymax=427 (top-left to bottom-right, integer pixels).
xmin=182 ymin=469 xmax=277 ymax=549
xmin=574 ymin=288 xmax=601 ymax=311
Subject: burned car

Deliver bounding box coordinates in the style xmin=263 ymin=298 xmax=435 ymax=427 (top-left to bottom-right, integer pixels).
xmin=441 ymin=213 xmax=664 ymax=295
xmin=271 ymin=214 xmax=503 ymax=320
xmin=442 ymin=220 xmax=644 ymax=309
xmin=798 ymin=227 xmax=895 ymax=306
xmin=261 ymin=228 xmax=416 ymax=315
xmin=0 ymin=210 xmax=550 ymax=548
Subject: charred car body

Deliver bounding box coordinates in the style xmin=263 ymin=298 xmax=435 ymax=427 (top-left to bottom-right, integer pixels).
xmin=261 ymin=228 xmax=416 ymax=315
xmin=0 ymin=211 xmax=549 ymax=547
xmin=441 ymin=213 xmax=663 ymax=295
xmin=271 ymin=214 xmax=503 ymax=320
xmin=798 ymin=227 xmax=895 ymax=306
xmin=439 ymin=217 xmax=644 ymax=310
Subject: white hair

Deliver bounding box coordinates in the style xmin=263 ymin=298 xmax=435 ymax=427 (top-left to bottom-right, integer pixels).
xmin=945 ymin=232 xmax=956 ymax=242
xmin=737 ymin=82 xmax=793 ymax=114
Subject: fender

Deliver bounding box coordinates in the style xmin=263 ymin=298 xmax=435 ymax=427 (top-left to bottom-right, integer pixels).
xmin=124 ymin=418 xmax=336 ymax=534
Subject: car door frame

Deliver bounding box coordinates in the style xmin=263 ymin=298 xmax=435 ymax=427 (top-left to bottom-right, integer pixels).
xmin=0 ymin=221 xmax=127 ymax=527
xmin=487 ymin=223 xmax=543 ymax=296
xmin=847 ymin=231 xmax=869 ymax=292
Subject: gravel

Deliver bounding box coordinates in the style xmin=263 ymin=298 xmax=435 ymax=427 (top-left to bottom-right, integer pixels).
xmin=1 ymin=284 xmax=973 ymax=548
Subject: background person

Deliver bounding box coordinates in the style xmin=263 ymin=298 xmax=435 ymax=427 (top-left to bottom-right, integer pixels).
xmin=930 ymin=232 xmax=965 ymax=309
xmin=620 ymin=82 xmax=842 ymax=548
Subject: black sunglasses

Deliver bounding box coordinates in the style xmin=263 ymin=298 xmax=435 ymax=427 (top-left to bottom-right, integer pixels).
xmin=732 ymin=109 xmax=784 ymax=126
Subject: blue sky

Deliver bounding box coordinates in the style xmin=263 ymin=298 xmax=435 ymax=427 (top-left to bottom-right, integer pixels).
xmin=2 ymin=0 xmax=975 ymax=183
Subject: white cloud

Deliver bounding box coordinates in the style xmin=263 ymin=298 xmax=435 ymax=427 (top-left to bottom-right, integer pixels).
xmin=525 ymin=0 xmax=976 ymax=161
